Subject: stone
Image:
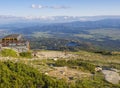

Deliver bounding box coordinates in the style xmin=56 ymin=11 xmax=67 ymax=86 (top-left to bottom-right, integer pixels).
xmin=102 ymin=70 xmax=120 ymax=84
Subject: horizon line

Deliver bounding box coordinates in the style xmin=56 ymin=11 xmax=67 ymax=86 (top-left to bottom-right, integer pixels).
xmin=0 ymin=14 xmax=120 ymax=18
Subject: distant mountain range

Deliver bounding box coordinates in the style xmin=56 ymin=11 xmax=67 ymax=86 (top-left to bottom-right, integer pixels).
xmin=0 ymin=15 xmax=120 ymax=35
xmin=5 ymin=19 xmax=120 ymax=34
xmin=0 ymin=15 xmax=120 ymax=24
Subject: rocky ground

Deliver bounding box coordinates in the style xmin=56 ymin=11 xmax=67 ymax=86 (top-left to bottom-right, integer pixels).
xmin=0 ymin=50 xmax=120 ymax=84
xmin=35 ymin=50 xmax=77 ymax=59
xmin=102 ymin=70 xmax=120 ymax=84
xmin=47 ymin=67 xmax=91 ymax=81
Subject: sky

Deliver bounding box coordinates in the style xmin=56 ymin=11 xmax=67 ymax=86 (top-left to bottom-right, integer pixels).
xmin=0 ymin=0 xmax=120 ymax=17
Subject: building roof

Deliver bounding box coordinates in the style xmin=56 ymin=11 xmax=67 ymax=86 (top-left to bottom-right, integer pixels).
xmin=3 ymin=34 xmax=21 ymax=39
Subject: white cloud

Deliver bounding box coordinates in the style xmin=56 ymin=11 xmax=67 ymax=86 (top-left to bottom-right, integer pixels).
xmin=31 ymin=4 xmax=36 ymax=8
xmin=24 ymin=16 xmax=55 ymax=20
xmin=38 ymin=5 xmax=43 ymax=9
xmin=31 ymin=4 xmax=69 ymax=9
xmin=50 ymin=6 xmax=69 ymax=9
xmin=31 ymin=4 xmax=44 ymax=9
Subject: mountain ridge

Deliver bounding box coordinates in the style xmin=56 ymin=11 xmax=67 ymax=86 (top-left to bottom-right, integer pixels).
xmin=0 ymin=15 xmax=120 ymax=24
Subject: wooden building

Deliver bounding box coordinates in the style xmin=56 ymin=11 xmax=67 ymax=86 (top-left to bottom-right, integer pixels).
xmin=0 ymin=34 xmax=30 ymax=52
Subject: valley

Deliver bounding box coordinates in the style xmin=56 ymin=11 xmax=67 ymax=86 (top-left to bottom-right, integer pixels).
xmin=0 ymin=18 xmax=120 ymax=51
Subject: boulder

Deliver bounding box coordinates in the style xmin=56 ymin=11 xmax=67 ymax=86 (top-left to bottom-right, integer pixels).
xmin=102 ymin=70 xmax=120 ymax=84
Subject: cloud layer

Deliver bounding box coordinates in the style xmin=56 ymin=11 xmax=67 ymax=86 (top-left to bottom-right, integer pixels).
xmin=31 ymin=4 xmax=69 ymax=9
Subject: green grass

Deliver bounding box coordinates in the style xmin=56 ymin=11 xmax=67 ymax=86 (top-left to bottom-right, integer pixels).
xmin=1 ymin=50 xmax=120 ymax=87
xmin=0 ymin=61 xmax=68 ymax=88
xmin=19 ymin=52 xmax=32 ymax=58
xmin=0 ymin=49 xmax=18 ymax=57
xmin=73 ymin=51 xmax=120 ymax=70
xmin=1 ymin=54 xmax=120 ymax=88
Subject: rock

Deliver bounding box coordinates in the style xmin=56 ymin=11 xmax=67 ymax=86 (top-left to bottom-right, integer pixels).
xmin=45 ymin=72 xmax=48 ymax=75
xmin=102 ymin=70 xmax=120 ymax=84
xmin=95 ymin=66 xmax=102 ymax=72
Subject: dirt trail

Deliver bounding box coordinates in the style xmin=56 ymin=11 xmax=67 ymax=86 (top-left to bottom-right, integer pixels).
xmin=47 ymin=67 xmax=91 ymax=81
xmin=36 ymin=51 xmax=77 ymax=59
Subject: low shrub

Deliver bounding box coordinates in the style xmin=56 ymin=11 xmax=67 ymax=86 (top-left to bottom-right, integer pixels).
xmin=0 ymin=49 xmax=18 ymax=57
xmin=19 ymin=52 xmax=32 ymax=58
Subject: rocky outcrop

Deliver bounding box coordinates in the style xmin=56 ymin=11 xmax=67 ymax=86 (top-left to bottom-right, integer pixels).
xmin=102 ymin=70 xmax=120 ymax=84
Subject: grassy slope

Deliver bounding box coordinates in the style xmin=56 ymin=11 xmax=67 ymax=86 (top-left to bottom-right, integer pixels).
xmin=74 ymin=51 xmax=120 ymax=69
xmin=0 ymin=61 xmax=68 ymax=88
xmin=0 ymin=50 xmax=120 ymax=88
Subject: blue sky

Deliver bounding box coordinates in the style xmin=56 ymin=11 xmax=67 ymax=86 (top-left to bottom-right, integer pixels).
xmin=0 ymin=0 xmax=120 ymax=17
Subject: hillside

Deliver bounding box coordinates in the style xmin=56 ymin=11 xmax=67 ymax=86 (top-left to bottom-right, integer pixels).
xmin=0 ymin=0 xmax=120 ymax=87
xmin=0 ymin=61 xmax=69 ymax=88
xmin=0 ymin=50 xmax=120 ymax=88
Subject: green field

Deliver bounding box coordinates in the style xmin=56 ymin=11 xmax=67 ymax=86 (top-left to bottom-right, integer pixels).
xmin=73 ymin=29 xmax=120 ymax=41
xmin=88 ymin=28 xmax=120 ymax=40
